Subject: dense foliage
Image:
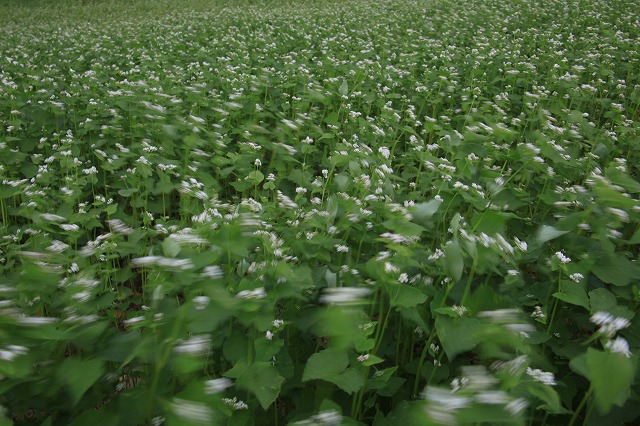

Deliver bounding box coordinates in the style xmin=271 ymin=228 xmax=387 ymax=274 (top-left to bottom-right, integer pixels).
xmin=1 ymin=0 xmax=639 ymax=424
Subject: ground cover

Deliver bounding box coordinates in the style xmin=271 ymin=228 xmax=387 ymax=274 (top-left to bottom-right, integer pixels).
xmin=0 ymin=0 xmax=639 ymax=424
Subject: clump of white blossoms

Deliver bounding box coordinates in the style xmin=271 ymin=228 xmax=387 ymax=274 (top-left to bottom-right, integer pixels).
xmin=526 ymin=367 xmax=556 ymax=386
xmin=590 ymin=311 xmax=632 ymax=357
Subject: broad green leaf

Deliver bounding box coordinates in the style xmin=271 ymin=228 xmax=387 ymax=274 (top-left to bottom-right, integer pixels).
xmin=302 ymin=348 xmax=349 ymax=381
xmin=527 ymin=383 xmax=563 ymax=414
xmin=443 ymin=239 xmax=464 ymax=282
xmin=552 ymin=281 xmax=589 ymax=310
xmin=162 ymin=237 xmax=181 ymax=258
xmin=334 ymin=173 xmax=349 ymax=190
xmin=254 ymin=337 xmax=284 ymax=363
xmin=247 ymin=170 xmax=264 ymax=184
xmin=569 ymin=352 xmax=589 ymax=379
xmin=606 ymin=167 xmax=640 ymax=193
xmin=339 ymin=79 xmax=349 ymax=96
xmin=435 ymin=315 xmax=481 ymax=360
xmin=105 ymin=203 xmax=118 ymax=215
xmin=471 ymin=211 xmax=516 ymax=234
xmin=586 ymin=348 xmax=636 ymax=413
xmin=328 ymin=367 xmax=364 ymax=394
xmin=536 ymin=225 xmax=569 ymax=243
xmin=381 ymin=400 xmax=427 ymax=425
xmin=388 ymin=285 xmax=428 ymax=308
xmin=457 ymin=404 xmax=522 ymax=424
xmin=593 ymin=255 xmax=640 ymax=286
xmin=223 ymin=334 xmax=249 ymax=363
xmin=410 ymin=200 xmax=441 ymax=224
xmin=234 ymin=362 xmax=285 ymax=409
xmin=360 ymin=354 xmax=384 ymax=367
xmin=382 ymin=219 xmax=426 ymax=237
xmin=57 ymin=358 xmax=104 ymax=407
xmin=302 ymin=348 xmax=364 ymax=394
xmin=589 ymin=288 xmax=618 ymax=314
xmin=594 ymin=183 xmax=637 ymax=208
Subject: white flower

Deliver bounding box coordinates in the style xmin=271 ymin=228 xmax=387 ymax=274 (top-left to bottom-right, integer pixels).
xmin=319 ymin=287 xmax=370 ymax=304
xmin=204 ymin=378 xmax=232 ymax=394
xmin=335 ymin=244 xmax=349 ymax=253
xmin=193 ymin=296 xmax=210 ymax=310
xmin=378 ymin=146 xmax=391 ymax=159
xmin=531 ymin=306 xmax=545 ymax=319
xmin=236 ymin=288 xmax=266 ymax=299
xmin=526 ymin=367 xmax=556 ymax=386
xmin=569 ymin=273 xmax=584 ymax=283
xmin=174 ymin=335 xmax=211 ymax=355
xmin=605 ymin=337 xmax=632 ymax=358
xmin=222 ymin=397 xmax=248 ymax=410
xmin=171 ymin=399 xmax=214 ymax=422
xmin=555 ymin=251 xmax=571 ymax=264
xmin=605 ymin=207 xmax=629 ymax=222
xmin=452 ymin=305 xmax=467 ymax=317
xmin=590 ymin=312 xmax=630 ymax=337
xmin=384 ymin=262 xmax=399 ymax=273
xmin=201 ymin=265 xmax=223 ymax=279
xmin=41 ymin=213 xmax=65 ymax=222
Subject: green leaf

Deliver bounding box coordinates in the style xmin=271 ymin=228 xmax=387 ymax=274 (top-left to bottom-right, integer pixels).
xmin=248 ymin=170 xmax=264 ymax=184
xmin=382 ymin=219 xmax=425 ymax=237
xmin=334 ymin=174 xmax=349 ymax=190
xmin=553 ymin=281 xmax=589 ymax=310
xmin=233 ymin=362 xmax=284 ymax=409
xmin=339 ymin=79 xmax=349 ymax=96
xmin=302 ymin=348 xmax=364 ymax=394
xmin=57 ymin=358 xmax=104 ymax=407
xmin=443 ymin=239 xmax=464 ymax=282
xmin=328 ymin=367 xmax=364 ymax=394
xmin=527 ymin=383 xmax=563 ymax=414
xmin=536 ymin=225 xmax=569 ymax=243
xmin=589 ymin=288 xmax=618 ymax=314
xmin=586 ymin=348 xmax=636 ymax=414
xmin=606 ymin=167 xmax=640 ymax=193
xmin=410 ymin=200 xmax=441 ymax=224
xmin=471 ymin=211 xmax=516 ymax=234
xmin=594 ymin=183 xmax=637 ymax=208
xmin=105 ymin=203 xmax=118 ymax=215
xmin=435 ymin=315 xmax=481 ymax=360
xmin=303 ymin=348 xmax=348 ymax=381
xmin=380 ymin=400 xmax=427 ymax=425
xmin=569 ymin=352 xmax=590 ymax=379
xmin=388 ymin=285 xmax=428 ymax=308
xmin=593 ymin=255 xmax=640 ymax=286
xmin=360 ymin=354 xmax=384 ymax=367
xmin=254 ymin=337 xmax=284 ymax=363
xmin=162 ymin=237 xmax=181 ymax=258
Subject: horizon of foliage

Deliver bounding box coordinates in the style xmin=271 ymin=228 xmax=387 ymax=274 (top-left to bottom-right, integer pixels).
xmin=1 ymin=0 xmax=639 ymax=424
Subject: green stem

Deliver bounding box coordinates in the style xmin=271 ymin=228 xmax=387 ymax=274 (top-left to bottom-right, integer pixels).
xmin=460 ymin=259 xmax=477 ymax=305
xmin=568 ymin=385 xmax=593 ymax=426
xmin=147 ymin=305 xmax=187 ymax=420
xmin=412 ymin=329 xmax=436 ymax=396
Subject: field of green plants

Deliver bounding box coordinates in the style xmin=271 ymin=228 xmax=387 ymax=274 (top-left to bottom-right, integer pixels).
xmin=0 ymin=0 xmax=639 ymax=424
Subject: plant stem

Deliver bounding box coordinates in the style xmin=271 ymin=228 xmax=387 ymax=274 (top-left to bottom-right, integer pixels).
xmin=568 ymin=385 xmax=593 ymax=426
xmin=412 ymin=329 xmax=436 ymax=396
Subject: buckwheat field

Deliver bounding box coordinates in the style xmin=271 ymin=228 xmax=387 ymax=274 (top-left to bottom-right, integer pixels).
xmin=0 ymin=0 xmax=639 ymax=424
